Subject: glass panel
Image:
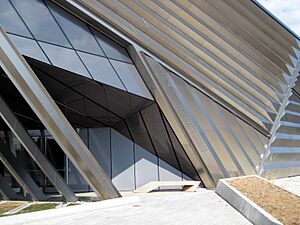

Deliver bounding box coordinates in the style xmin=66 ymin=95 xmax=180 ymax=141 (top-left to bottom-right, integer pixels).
xmin=111 ymin=129 xmax=135 ymax=190
xmin=105 ymin=88 xmax=132 ymax=118
xmin=162 ymin=115 xmax=199 ymax=180
xmin=78 ymin=52 xmax=125 ymax=90
xmin=141 ymin=104 xmax=181 ymax=171
xmin=89 ymin=128 xmax=111 ymax=177
xmin=46 ymin=1 xmax=104 ymax=55
xmin=110 ymin=60 xmax=153 ymax=99
xmin=46 ymin=137 xmax=65 ymax=171
xmin=83 ymin=99 xmax=121 ymax=126
xmin=39 ymin=42 xmax=91 ymax=78
xmin=0 ymin=0 xmax=32 ymax=37
xmin=67 ymin=129 xmax=89 ymax=192
xmin=70 ymin=81 xmax=109 ymax=111
xmin=158 ymin=158 xmax=182 ymax=186
xmin=8 ymin=34 xmax=49 ymax=64
xmin=112 ymin=121 xmax=132 ymax=141
xmin=92 ymin=28 xmax=132 ymax=63
xmin=10 ymin=0 xmax=71 ymax=47
xmin=125 ymin=113 xmax=157 ymax=156
xmin=135 ymin=144 xmax=158 ymax=188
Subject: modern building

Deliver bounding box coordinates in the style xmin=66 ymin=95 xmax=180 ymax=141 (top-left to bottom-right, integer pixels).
xmin=0 ymin=0 xmax=299 ymax=201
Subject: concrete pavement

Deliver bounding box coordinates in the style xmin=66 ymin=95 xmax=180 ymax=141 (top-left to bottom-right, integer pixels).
xmin=273 ymin=176 xmax=300 ymax=197
xmin=0 ymin=189 xmax=251 ymax=225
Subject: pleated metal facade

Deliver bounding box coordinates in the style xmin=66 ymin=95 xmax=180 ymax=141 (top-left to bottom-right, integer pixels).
xmin=57 ymin=0 xmax=300 ymax=187
xmin=0 ymin=0 xmax=300 ymax=197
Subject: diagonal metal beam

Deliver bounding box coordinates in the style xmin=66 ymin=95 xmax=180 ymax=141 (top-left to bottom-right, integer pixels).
xmin=0 ymin=140 xmax=46 ymax=201
xmin=0 ymin=173 xmax=24 ymax=201
xmin=0 ymin=94 xmax=78 ymax=202
xmin=0 ymin=27 xmax=120 ymax=200
xmin=128 ymin=47 xmax=215 ymax=188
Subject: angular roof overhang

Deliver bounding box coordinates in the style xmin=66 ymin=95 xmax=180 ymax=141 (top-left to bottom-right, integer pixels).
xmin=53 ymin=0 xmax=300 ymax=136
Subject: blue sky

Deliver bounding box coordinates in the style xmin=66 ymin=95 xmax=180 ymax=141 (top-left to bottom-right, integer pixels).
xmin=257 ymin=0 xmax=300 ymax=36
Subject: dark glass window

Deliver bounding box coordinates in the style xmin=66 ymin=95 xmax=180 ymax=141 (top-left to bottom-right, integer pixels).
xmin=141 ymin=104 xmax=180 ymax=171
xmin=125 ymin=113 xmax=157 ymax=156
xmin=46 ymin=137 xmax=65 ymax=171
xmin=162 ymin=115 xmax=199 ymax=180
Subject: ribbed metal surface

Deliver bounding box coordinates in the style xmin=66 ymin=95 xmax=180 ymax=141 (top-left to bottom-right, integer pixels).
xmin=1 ymin=0 xmax=299 ymax=188
xmin=61 ymin=0 xmax=300 ymax=184
xmin=138 ymin=54 xmax=267 ymax=186
xmin=74 ymin=0 xmax=300 ymax=133
xmin=260 ymin=77 xmax=300 ymax=178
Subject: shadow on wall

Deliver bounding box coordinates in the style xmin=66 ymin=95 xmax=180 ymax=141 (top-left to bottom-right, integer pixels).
xmin=68 ymin=127 xmax=190 ymax=192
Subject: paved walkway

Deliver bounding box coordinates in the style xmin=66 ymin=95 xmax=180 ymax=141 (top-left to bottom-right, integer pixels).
xmin=0 ymin=189 xmax=251 ymax=225
xmin=273 ymin=176 xmax=300 ymax=197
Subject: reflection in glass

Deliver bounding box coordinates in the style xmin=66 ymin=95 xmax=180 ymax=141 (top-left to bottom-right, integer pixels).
xmin=110 ymin=60 xmax=153 ymax=99
xmin=46 ymin=136 xmax=65 ymax=174
xmin=0 ymin=0 xmax=32 ymax=37
xmin=141 ymin=104 xmax=180 ymax=171
xmin=9 ymin=34 xmax=50 ymax=64
xmin=92 ymin=28 xmax=132 ymax=63
xmin=47 ymin=1 xmax=104 ymax=55
xmin=162 ymin=116 xmax=199 ymax=180
xmin=78 ymin=51 xmax=125 ymax=90
xmin=39 ymin=42 xmax=90 ymax=78
xmin=125 ymin=113 xmax=157 ymax=156
xmin=10 ymin=0 xmax=71 ymax=47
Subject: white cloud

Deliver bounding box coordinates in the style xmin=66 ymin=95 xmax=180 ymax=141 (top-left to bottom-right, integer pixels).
xmin=257 ymin=0 xmax=300 ymax=35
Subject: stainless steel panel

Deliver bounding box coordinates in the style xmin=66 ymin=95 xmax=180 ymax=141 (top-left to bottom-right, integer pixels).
xmin=52 ymin=0 xmax=300 ymax=182
xmin=134 ymin=53 xmax=268 ymax=187
xmin=0 ymin=27 xmax=120 ymax=199
xmin=65 ymin=0 xmax=300 ymax=134
xmin=134 ymin=52 xmax=216 ymax=187
xmin=258 ymin=60 xmax=300 ymax=179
